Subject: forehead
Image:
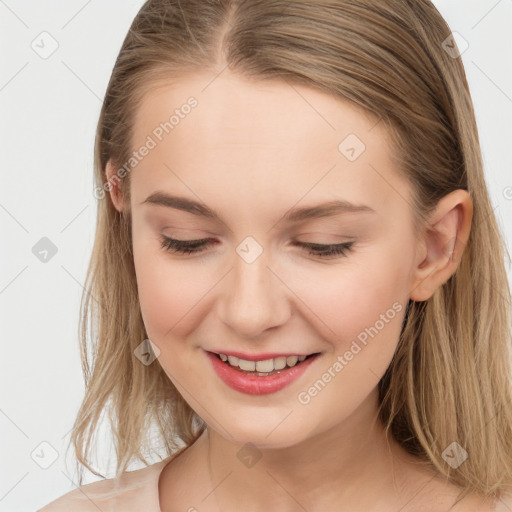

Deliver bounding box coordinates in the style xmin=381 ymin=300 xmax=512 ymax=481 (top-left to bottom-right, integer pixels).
xmin=129 ymin=71 xmax=409 ymax=217
xmin=132 ymin=71 xmax=384 ymax=148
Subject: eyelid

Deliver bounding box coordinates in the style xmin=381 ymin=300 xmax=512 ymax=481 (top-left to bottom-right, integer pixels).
xmin=159 ymin=235 xmax=354 ymax=259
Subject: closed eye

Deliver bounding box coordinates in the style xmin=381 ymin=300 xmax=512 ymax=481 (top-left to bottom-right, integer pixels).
xmin=159 ymin=236 xmax=354 ymax=259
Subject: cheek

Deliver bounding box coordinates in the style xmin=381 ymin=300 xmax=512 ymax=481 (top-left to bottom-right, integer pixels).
xmin=288 ymin=248 xmax=410 ymax=355
xmin=132 ymin=238 xmax=212 ymax=344
xmin=289 ymin=257 xmax=409 ymax=417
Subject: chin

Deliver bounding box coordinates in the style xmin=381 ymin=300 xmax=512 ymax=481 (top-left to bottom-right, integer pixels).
xmin=206 ymin=406 xmax=317 ymax=450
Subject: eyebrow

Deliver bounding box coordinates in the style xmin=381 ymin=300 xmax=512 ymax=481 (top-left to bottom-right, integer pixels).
xmin=140 ymin=191 xmax=376 ymax=223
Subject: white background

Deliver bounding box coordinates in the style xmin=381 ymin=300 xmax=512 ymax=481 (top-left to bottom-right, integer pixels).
xmin=0 ymin=1 xmax=510 ymax=511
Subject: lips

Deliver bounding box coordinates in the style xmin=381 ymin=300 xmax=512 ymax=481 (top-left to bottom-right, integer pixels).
xmin=205 ymin=350 xmax=321 ymax=395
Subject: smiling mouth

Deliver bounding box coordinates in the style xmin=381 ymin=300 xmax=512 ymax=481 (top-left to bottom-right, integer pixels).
xmin=209 ymin=351 xmax=321 ymax=376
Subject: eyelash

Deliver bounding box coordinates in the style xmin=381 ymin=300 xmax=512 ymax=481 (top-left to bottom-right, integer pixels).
xmin=159 ymin=236 xmax=354 ymax=259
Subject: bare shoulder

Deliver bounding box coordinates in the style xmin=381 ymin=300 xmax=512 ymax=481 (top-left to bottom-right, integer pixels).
xmin=37 ymin=480 xmax=113 ymax=512
xmin=37 ymin=459 xmax=169 ymax=512
xmin=407 ymin=473 xmax=498 ymax=512
xmin=391 ymin=455 xmax=499 ymax=512
xmin=448 ymin=492 xmax=498 ymax=512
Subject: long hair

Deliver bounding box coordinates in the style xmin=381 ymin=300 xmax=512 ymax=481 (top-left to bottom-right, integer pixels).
xmin=69 ymin=0 xmax=512 ymax=503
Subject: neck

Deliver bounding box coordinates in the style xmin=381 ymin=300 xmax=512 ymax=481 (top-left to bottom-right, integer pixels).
xmin=201 ymin=389 xmax=426 ymax=512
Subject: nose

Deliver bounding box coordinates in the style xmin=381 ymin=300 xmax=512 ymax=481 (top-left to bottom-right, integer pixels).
xmin=218 ymin=248 xmax=291 ymax=339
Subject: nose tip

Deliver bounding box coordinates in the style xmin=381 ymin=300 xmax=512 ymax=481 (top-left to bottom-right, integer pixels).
xmin=218 ymin=247 xmax=290 ymax=339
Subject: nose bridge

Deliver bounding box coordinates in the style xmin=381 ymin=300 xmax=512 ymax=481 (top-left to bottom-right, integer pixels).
xmin=219 ymin=241 xmax=289 ymax=338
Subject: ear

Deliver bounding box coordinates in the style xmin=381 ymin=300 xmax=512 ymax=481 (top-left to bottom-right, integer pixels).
xmin=409 ymin=189 xmax=473 ymax=302
xmin=105 ymin=159 xmax=125 ymax=212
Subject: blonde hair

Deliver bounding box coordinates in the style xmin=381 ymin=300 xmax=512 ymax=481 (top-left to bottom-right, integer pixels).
xmin=70 ymin=0 xmax=512 ymax=504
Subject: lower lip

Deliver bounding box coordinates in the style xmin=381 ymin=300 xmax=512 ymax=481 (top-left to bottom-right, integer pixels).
xmin=205 ymin=351 xmax=319 ymax=395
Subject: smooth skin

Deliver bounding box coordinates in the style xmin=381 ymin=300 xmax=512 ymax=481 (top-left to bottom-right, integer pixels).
xmin=106 ymin=71 xmax=492 ymax=511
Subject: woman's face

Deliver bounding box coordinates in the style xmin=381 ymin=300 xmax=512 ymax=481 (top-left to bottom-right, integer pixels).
xmin=122 ymin=71 xmax=423 ymax=448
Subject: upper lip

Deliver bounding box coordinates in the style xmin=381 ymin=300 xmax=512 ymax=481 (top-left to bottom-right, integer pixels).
xmin=207 ymin=349 xmax=320 ymax=361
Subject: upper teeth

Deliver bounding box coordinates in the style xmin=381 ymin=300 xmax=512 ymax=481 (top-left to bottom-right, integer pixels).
xmin=219 ymin=353 xmax=307 ymax=372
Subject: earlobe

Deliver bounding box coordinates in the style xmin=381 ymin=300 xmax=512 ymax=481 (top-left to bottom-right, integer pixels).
xmin=409 ymin=190 xmax=473 ymax=302
xmin=105 ymin=159 xmax=125 ymax=212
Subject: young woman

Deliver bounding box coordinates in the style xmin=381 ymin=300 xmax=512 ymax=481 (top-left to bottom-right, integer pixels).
xmin=39 ymin=0 xmax=512 ymax=511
